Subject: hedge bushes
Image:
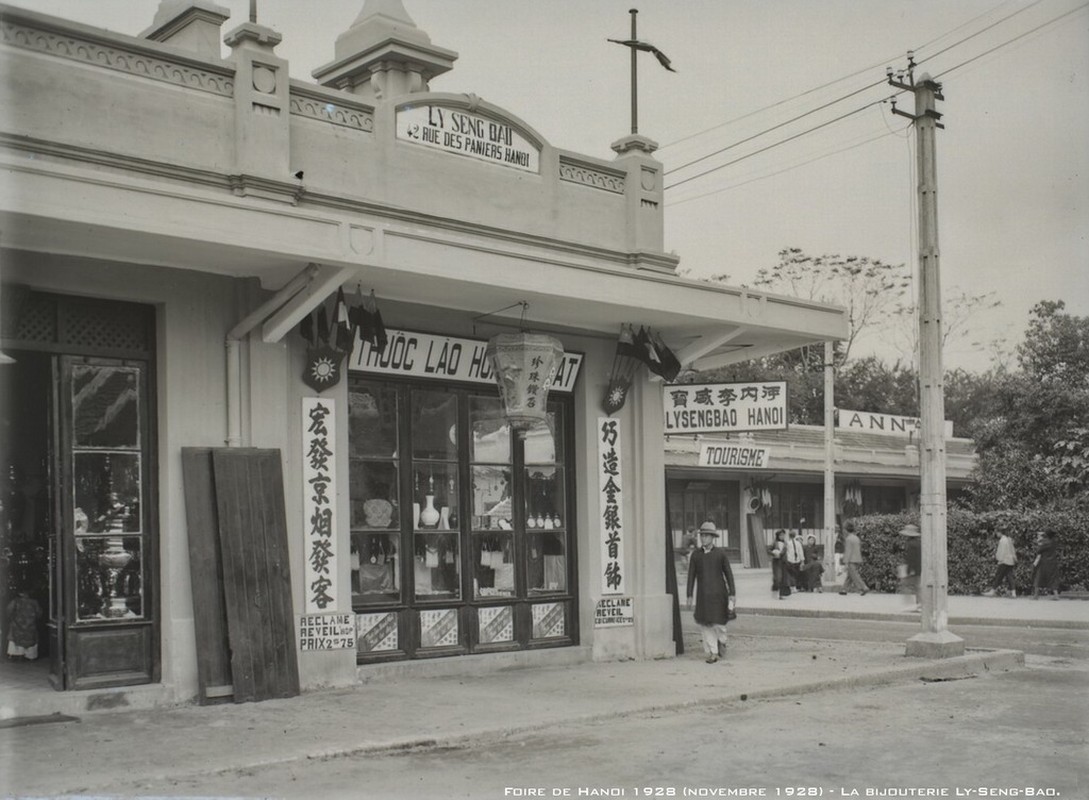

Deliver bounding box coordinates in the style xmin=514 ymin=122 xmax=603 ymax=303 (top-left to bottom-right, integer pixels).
xmin=851 ymin=508 xmax=1089 ymax=595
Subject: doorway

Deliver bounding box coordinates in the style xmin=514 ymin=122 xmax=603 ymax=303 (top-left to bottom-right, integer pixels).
xmin=0 ymin=289 xmax=158 ymax=691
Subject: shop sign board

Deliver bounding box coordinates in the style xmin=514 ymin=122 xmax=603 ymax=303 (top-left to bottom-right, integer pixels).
xmin=837 ymin=408 xmax=954 ymax=438
xmin=698 ymin=442 xmax=771 ymax=468
xmin=598 ymin=417 xmax=625 ymax=595
xmin=298 ymin=612 xmax=356 ymax=650
xmin=594 ymin=596 xmax=634 ymax=628
xmin=302 ymin=397 xmax=338 ymax=613
xmin=351 ymin=328 xmax=582 ymax=392
xmin=663 ymin=381 xmax=788 ymax=434
xmin=396 ymin=105 xmax=540 ymax=173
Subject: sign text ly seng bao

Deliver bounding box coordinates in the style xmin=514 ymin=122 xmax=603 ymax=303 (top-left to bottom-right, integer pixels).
xmin=663 ymin=381 xmax=788 ymax=434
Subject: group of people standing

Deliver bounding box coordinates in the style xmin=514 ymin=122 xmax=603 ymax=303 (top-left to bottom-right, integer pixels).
xmin=769 ymin=529 xmax=825 ymax=597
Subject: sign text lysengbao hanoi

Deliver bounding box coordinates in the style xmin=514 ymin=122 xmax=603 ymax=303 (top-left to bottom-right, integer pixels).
xmin=397 ymin=105 xmax=540 ymax=173
xmin=663 ymin=381 xmax=788 ymax=434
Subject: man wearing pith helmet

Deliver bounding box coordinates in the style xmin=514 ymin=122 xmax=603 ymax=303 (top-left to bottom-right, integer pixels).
xmin=686 ymin=520 xmax=737 ymax=663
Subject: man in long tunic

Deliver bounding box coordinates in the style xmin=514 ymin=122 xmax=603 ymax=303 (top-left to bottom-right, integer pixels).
xmin=686 ymin=521 xmax=736 ymax=663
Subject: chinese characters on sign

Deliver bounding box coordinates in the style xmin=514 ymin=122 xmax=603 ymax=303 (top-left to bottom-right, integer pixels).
xmin=298 ymin=613 xmax=356 ymax=650
xmin=351 ymin=328 xmax=582 ymax=392
xmin=598 ymin=417 xmax=625 ymax=595
xmin=663 ymin=381 xmax=789 ymax=434
xmin=302 ymin=397 xmax=338 ymax=613
xmin=396 ymin=105 xmax=540 ymax=173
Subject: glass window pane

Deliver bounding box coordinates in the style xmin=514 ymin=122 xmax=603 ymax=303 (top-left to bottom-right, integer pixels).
xmin=524 ymin=406 xmax=562 ymax=464
xmin=527 ymin=531 xmax=566 ymax=593
xmin=349 ymin=384 xmax=399 ymax=458
xmin=525 ymin=466 xmax=564 ymax=529
xmin=419 ymin=607 xmax=460 ymax=648
xmin=411 ymin=391 xmax=458 ymax=461
xmin=75 ymin=535 xmax=143 ymax=620
xmin=350 ymin=532 xmax=400 ymax=604
xmin=413 ymin=532 xmax=460 ymax=599
xmin=470 ymin=396 xmax=510 ymax=463
xmin=473 ymin=532 xmax=515 ymax=598
xmin=411 ymin=465 xmax=458 ymax=530
xmin=349 ymin=460 xmax=399 ymax=529
xmin=74 ymin=453 xmax=140 ymax=533
xmin=72 ymin=365 xmax=140 ymax=448
xmin=471 ymin=465 xmax=511 ymax=530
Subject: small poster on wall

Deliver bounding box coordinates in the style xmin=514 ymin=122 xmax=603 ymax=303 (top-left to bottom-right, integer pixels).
xmin=298 ymin=613 xmax=356 ymax=650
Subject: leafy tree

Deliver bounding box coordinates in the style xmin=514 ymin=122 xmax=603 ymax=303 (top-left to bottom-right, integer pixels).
xmin=750 ymin=248 xmax=910 ymax=363
xmin=965 ymin=301 xmax=1089 ymax=511
xmin=890 ymin=289 xmax=1003 ymax=365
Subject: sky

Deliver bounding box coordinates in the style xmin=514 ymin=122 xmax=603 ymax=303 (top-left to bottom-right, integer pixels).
xmin=13 ymin=0 xmax=1089 ymax=372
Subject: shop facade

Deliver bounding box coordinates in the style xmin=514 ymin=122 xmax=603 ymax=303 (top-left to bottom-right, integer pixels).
xmin=0 ymin=1 xmax=847 ymax=711
xmin=665 ymin=412 xmax=977 ymax=585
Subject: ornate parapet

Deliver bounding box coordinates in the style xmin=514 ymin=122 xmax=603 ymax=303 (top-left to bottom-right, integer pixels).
xmin=289 ymin=84 xmax=375 ymax=132
xmin=0 ymin=12 xmax=234 ymax=97
xmin=558 ymin=156 xmax=626 ymax=194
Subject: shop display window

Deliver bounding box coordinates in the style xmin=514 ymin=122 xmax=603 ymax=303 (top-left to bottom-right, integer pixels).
xmin=72 ymin=365 xmax=140 ymax=448
xmin=473 ymin=531 xmax=515 ymax=598
xmin=350 ymin=531 xmax=399 ymax=604
xmin=73 ymin=453 xmax=141 ymax=534
xmin=348 ymin=377 xmax=575 ymax=657
xmin=75 ymin=535 xmax=143 ymax=621
xmin=413 ymin=531 xmax=461 ymax=599
xmin=524 ymin=465 xmax=564 ymax=530
xmin=527 ymin=530 xmax=566 ymax=593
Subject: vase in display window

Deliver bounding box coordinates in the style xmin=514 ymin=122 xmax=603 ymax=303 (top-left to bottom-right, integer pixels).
xmin=419 ymin=494 xmax=440 ymax=528
xmin=99 ymin=537 xmax=134 ymax=618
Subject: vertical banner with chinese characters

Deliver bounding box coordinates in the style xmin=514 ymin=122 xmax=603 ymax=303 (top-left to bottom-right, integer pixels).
xmin=598 ymin=417 xmax=624 ymax=595
xmin=302 ymin=397 xmax=337 ymax=613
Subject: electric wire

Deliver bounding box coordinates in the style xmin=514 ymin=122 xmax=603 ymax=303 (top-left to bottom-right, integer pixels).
xmin=663 ymin=0 xmax=1086 ymax=194
xmin=668 ymin=128 xmax=904 ymax=208
xmin=663 ymin=78 xmax=887 ymax=176
xmin=658 ymin=0 xmax=1027 ymax=151
xmin=664 ymin=100 xmax=886 ymax=191
xmin=934 ymin=1 xmax=1089 ymax=79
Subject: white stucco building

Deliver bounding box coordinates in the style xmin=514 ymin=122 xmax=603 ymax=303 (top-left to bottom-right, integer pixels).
xmin=0 ymin=0 xmax=847 ymax=713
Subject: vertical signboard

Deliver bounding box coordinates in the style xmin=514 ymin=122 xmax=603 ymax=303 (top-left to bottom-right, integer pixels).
xmin=598 ymin=417 xmax=624 ymax=595
xmin=302 ymin=397 xmax=337 ymax=613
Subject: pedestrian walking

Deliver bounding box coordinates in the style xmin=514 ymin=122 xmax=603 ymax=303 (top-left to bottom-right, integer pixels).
xmin=982 ymin=524 xmax=1017 ymax=597
xmin=686 ymin=521 xmax=737 ymax=663
xmin=838 ymin=520 xmax=869 ymax=595
xmin=770 ymin=529 xmax=788 ymax=596
xmin=1031 ymin=530 xmax=1060 ymax=600
xmin=897 ymin=523 xmax=921 ymax=611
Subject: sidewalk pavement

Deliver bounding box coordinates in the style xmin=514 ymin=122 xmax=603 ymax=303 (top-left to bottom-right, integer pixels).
xmin=726 ymin=568 xmax=1089 ymax=629
xmin=2 ymin=567 xmax=1083 ymax=797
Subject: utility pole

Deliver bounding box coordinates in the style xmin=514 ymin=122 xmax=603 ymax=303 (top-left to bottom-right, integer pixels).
xmin=629 ymin=9 xmax=639 ymax=134
xmin=823 ymin=341 xmax=836 ymax=580
xmin=888 ymin=56 xmax=964 ymax=658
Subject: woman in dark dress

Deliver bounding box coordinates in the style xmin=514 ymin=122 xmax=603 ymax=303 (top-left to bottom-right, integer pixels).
xmin=1032 ymin=530 xmax=1060 ymax=599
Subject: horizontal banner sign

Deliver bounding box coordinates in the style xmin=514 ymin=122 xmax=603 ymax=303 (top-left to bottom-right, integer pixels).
xmin=698 ymin=442 xmax=771 ymax=469
xmin=594 ymin=596 xmax=634 ymax=628
xmin=350 ymin=328 xmax=582 ymax=393
xmin=298 ymin=612 xmax=356 ymax=650
xmin=663 ymin=381 xmax=788 ymax=434
xmin=396 ymin=105 xmax=540 ymax=173
xmin=837 ymin=409 xmax=954 ymax=438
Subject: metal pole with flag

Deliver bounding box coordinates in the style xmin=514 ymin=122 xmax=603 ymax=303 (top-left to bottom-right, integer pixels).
xmin=608 ymin=8 xmax=676 ymax=135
